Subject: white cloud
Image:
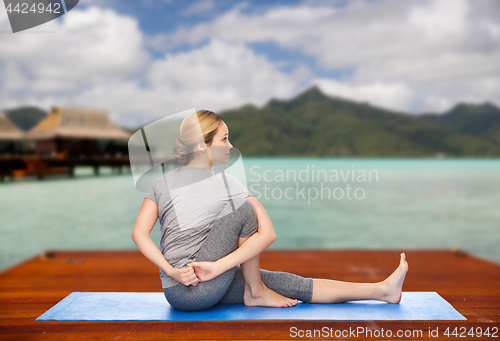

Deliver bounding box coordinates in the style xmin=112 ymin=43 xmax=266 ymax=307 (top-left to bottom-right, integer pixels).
xmin=0 ymin=10 xmax=311 ymax=128
xmin=0 ymin=6 xmax=149 ymax=89
xmin=0 ymin=4 xmax=312 ymax=127
xmin=80 ymin=38 xmax=311 ymax=127
xmin=183 ymin=0 xmax=217 ymax=16
xmin=0 ymin=6 xmax=151 ymax=124
xmin=147 ymin=38 xmax=303 ymax=92
xmin=313 ymin=79 xmax=414 ymax=112
xmin=150 ymin=0 xmax=500 ymax=113
xmin=1 ymin=0 xmax=499 ymax=129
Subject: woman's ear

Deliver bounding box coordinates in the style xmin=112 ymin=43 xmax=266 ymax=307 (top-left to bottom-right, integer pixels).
xmin=198 ymin=142 xmax=207 ymax=152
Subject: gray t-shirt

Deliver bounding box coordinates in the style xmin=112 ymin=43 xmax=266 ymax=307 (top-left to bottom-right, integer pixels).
xmin=144 ymin=166 xmax=257 ymax=288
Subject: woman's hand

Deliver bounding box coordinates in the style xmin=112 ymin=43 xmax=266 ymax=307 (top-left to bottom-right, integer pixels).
xmin=187 ymin=261 xmax=221 ymax=282
xmin=168 ymin=266 xmax=200 ymax=286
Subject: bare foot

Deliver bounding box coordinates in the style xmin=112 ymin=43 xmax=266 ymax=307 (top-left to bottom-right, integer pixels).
xmin=380 ymin=253 xmax=409 ymax=304
xmin=244 ymin=283 xmax=298 ymax=308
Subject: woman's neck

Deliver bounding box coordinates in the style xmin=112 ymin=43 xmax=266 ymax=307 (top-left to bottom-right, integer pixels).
xmin=185 ymin=159 xmax=212 ymax=169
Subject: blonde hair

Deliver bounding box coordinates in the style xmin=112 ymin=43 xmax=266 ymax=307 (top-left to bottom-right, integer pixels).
xmin=172 ymin=109 xmax=222 ymax=165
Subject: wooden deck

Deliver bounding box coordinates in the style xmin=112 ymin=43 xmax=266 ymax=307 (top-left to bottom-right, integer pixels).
xmin=0 ymin=249 xmax=498 ymax=340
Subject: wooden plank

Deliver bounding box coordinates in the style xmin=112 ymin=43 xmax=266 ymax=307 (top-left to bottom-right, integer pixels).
xmin=0 ymin=249 xmax=499 ymax=340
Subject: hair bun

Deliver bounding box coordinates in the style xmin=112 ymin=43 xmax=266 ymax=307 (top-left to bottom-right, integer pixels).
xmin=172 ymin=135 xmax=190 ymax=165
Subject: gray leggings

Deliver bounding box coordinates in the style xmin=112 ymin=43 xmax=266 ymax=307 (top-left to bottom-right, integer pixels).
xmin=163 ymin=200 xmax=314 ymax=311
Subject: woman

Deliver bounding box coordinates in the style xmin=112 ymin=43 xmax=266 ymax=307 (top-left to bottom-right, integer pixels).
xmin=131 ymin=109 xmax=409 ymax=311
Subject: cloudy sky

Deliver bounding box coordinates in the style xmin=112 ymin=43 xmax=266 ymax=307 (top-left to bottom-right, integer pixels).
xmin=0 ymin=0 xmax=499 ymax=128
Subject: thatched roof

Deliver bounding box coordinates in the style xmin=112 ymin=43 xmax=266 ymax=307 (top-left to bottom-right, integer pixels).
xmin=0 ymin=112 xmax=24 ymax=140
xmin=24 ymin=106 xmax=131 ymax=140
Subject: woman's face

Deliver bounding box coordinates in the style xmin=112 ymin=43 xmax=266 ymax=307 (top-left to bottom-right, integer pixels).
xmin=208 ymin=121 xmax=233 ymax=165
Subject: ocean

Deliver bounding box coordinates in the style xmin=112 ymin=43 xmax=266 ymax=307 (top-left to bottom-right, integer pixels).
xmin=1 ymin=157 xmax=499 ymax=272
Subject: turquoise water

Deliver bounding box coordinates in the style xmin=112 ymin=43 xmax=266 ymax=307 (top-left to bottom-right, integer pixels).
xmin=1 ymin=157 xmax=499 ymax=271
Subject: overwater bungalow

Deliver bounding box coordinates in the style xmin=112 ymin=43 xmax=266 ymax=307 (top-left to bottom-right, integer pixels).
xmin=0 ymin=111 xmax=31 ymax=155
xmin=1 ymin=106 xmax=132 ymax=180
xmin=23 ymin=106 xmax=131 ymax=158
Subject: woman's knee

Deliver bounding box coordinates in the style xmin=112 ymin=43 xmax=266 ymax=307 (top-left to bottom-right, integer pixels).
xmin=194 ymin=212 xmax=242 ymax=262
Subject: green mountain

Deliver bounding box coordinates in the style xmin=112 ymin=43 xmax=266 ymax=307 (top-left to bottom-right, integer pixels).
xmin=420 ymin=103 xmax=500 ymax=144
xmin=220 ymin=86 xmax=500 ymax=157
xmin=4 ymin=87 xmax=500 ymax=157
xmin=3 ymin=106 xmax=47 ymax=131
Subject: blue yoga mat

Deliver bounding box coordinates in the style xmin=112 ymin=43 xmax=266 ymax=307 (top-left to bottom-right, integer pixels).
xmin=35 ymin=291 xmax=466 ymax=321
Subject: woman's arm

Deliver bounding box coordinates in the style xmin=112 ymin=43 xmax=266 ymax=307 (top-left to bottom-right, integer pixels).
xmin=188 ymin=195 xmax=276 ymax=281
xmin=131 ymin=198 xmax=199 ymax=286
